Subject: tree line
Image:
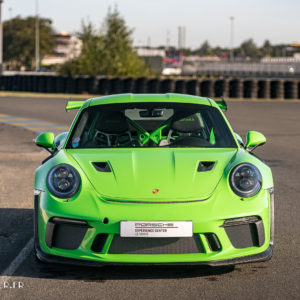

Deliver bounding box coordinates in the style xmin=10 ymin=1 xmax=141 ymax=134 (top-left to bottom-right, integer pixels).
xmin=3 ymin=8 xmax=151 ymax=76
xmin=178 ymin=39 xmax=298 ymax=60
xmin=3 ymin=8 xmax=299 ymax=76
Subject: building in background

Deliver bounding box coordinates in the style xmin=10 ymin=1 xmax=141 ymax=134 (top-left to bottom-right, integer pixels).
xmin=261 ymin=53 xmax=300 ymax=63
xmin=136 ymin=47 xmax=165 ymax=74
xmin=42 ymin=32 xmax=82 ymax=67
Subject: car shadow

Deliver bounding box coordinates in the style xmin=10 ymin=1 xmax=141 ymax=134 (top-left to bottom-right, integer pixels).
xmin=1 ymin=208 xmax=235 ymax=281
xmin=0 ymin=208 xmax=34 ymax=274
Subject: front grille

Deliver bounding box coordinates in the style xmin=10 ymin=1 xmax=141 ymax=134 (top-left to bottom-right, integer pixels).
xmin=108 ymin=234 xmax=204 ymax=254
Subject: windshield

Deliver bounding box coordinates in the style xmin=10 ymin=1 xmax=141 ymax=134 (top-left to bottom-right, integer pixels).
xmin=66 ymin=102 xmax=237 ymax=149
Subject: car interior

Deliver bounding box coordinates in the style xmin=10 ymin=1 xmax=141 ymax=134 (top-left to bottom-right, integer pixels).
xmin=67 ymin=103 xmax=237 ymax=149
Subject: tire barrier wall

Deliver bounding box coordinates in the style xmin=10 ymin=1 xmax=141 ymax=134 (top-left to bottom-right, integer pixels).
xmin=0 ymin=75 xmax=299 ymax=99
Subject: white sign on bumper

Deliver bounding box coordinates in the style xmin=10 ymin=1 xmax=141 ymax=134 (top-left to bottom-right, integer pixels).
xmin=120 ymin=221 xmax=193 ymax=238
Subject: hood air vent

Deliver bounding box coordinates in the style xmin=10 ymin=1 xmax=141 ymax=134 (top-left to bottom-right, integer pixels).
xmin=197 ymin=161 xmax=215 ymax=172
xmin=92 ymin=162 xmax=111 ymax=172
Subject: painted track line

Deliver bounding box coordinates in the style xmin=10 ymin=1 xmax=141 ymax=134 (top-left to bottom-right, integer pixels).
xmin=0 ymin=114 xmax=69 ymax=135
xmin=0 ymin=238 xmax=33 ymax=281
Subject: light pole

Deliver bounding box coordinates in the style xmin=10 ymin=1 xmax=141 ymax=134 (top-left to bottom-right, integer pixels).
xmin=9 ymin=7 xmax=12 ymax=32
xmin=229 ymin=16 xmax=234 ymax=62
xmin=0 ymin=0 xmax=3 ymax=74
xmin=35 ymin=0 xmax=40 ymax=71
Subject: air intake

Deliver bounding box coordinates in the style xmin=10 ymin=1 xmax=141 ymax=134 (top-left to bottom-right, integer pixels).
xmin=45 ymin=218 xmax=90 ymax=250
xmin=91 ymin=234 xmax=109 ymax=253
xmin=92 ymin=162 xmax=111 ymax=172
xmin=222 ymin=216 xmax=265 ymax=248
xmin=197 ymin=161 xmax=215 ymax=172
xmin=203 ymin=233 xmax=221 ymax=251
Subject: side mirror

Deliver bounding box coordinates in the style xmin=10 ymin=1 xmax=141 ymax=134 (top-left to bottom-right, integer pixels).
xmin=245 ymin=131 xmax=266 ymax=152
xmin=35 ymin=132 xmax=56 ymax=152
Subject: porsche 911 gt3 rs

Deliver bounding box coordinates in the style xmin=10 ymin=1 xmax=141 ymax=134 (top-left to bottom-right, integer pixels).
xmin=34 ymin=93 xmax=274 ymax=266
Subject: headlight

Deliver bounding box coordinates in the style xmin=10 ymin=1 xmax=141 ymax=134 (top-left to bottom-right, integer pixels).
xmin=47 ymin=164 xmax=81 ymax=198
xmin=230 ymin=163 xmax=262 ymax=197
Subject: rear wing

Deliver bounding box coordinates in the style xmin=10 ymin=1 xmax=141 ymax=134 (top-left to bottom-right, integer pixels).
xmin=215 ymin=98 xmax=227 ymax=111
xmin=65 ymin=100 xmax=85 ymax=111
xmin=65 ymin=98 xmax=227 ymax=111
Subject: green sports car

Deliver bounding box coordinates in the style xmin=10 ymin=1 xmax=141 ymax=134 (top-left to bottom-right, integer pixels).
xmin=34 ymin=93 xmax=274 ymax=266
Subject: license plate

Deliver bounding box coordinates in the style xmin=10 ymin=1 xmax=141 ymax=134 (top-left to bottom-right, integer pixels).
xmin=120 ymin=221 xmax=193 ymax=237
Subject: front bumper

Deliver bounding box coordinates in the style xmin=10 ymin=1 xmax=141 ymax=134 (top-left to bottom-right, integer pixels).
xmin=34 ymin=186 xmax=274 ymax=266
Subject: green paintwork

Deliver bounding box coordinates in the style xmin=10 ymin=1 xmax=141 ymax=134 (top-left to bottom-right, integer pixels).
xmin=35 ymin=94 xmax=273 ymax=265
xmin=65 ymin=93 xmax=225 ymax=111
xmin=70 ymin=148 xmax=236 ymax=201
xmin=66 ymin=100 xmax=85 ymax=111
xmin=89 ymin=94 xmax=211 ymax=107
xmin=35 ymin=132 xmax=55 ymax=149
xmin=245 ymin=131 xmax=266 ymax=149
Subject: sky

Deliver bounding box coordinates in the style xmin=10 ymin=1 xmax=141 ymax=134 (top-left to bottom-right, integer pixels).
xmin=3 ymin=0 xmax=300 ymax=49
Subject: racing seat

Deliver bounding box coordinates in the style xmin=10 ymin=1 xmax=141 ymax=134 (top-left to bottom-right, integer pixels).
xmin=93 ymin=111 xmax=132 ymax=147
xmin=166 ymin=113 xmax=210 ymax=147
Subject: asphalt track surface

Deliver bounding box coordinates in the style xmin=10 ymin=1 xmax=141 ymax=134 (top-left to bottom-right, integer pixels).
xmin=0 ymin=96 xmax=299 ymax=300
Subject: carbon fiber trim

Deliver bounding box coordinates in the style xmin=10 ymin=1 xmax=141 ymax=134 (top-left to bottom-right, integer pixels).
xmin=35 ymin=244 xmax=273 ymax=267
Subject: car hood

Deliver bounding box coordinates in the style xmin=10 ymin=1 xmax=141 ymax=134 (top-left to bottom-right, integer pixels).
xmin=69 ymin=148 xmax=237 ymax=202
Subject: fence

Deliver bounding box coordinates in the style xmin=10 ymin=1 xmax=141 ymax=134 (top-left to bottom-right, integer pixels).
xmin=0 ymin=74 xmax=300 ymax=99
xmin=182 ymin=62 xmax=300 ymax=78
